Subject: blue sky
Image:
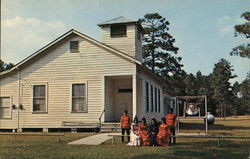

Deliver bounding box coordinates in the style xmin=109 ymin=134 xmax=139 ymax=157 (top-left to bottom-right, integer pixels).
xmin=1 ymin=0 xmax=249 ymax=83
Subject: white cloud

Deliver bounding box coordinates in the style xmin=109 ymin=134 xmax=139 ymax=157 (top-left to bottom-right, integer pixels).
xmin=1 ymin=16 xmax=67 ymax=63
xmin=1 ymin=0 xmax=21 ymax=17
xmin=217 ymin=14 xmax=249 ymax=37
xmin=217 ymin=16 xmax=231 ymax=23
xmin=234 ymin=17 xmax=247 ymax=24
xmin=229 ymin=56 xmax=250 ymax=83
xmin=219 ymin=25 xmax=234 ymax=34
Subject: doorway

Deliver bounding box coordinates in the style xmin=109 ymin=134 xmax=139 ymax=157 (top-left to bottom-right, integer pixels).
xmin=114 ymin=89 xmax=132 ymax=122
xmin=104 ymin=75 xmax=133 ymax=122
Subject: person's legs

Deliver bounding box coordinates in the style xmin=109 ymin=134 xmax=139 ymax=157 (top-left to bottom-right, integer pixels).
xmin=169 ymin=126 xmax=176 ymax=145
xmin=169 ymin=126 xmax=173 ymax=145
xmin=121 ymin=128 xmax=125 ymax=142
xmin=150 ymin=135 xmax=153 ymax=146
xmin=151 ymin=134 xmax=157 ymax=146
xmin=125 ymin=128 xmax=130 ymax=142
xmin=172 ymin=127 xmax=176 ymax=144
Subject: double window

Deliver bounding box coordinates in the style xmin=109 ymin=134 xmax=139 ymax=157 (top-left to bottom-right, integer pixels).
xmin=32 ymin=83 xmax=87 ymax=113
xmin=0 ymin=97 xmax=11 ymax=119
xmin=71 ymin=84 xmax=87 ymax=112
xmin=33 ymin=85 xmax=47 ymax=112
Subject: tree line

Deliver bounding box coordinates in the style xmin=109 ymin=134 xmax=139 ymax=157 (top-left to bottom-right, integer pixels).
xmin=139 ymin=12 xmax=250 ymax=117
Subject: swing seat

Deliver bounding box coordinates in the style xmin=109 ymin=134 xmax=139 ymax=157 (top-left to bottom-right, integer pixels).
xmin=186 ymin=104 xmax=199 ymax=116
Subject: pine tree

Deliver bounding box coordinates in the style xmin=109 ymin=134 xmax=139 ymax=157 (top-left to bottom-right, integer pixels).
xmin=230 ymin=12 xmax=250 ymax=59
xmin=211 ymin=59 xmax=236 ymax=117
xmin=238 ymin=75 xmax=250 ymax=114
xmin=184 ymin=73 xmax=196 ymax=96
xmin=139 ymin=13 xmax=183 ymax=78
xmin=232 ymin=81 xmax=244 ymax=115
xmin=0 ymin=60 xmax=14 ymax=72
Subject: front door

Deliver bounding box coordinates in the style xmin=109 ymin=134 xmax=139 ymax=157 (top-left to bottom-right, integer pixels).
xmin=114 ymin=91 xmax=132 ymax=122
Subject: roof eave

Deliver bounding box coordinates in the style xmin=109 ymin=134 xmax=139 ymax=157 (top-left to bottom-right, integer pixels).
xmin=97 ymin=21 xmax=138 ymax=27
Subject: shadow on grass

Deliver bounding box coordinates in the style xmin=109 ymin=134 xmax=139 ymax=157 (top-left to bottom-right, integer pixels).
xmin=103 ymin=137 xmax=250 ymax=159
xmin=173 ymin=140 xmax=250 ymax=159
xmin=180 ymin=122 xmax=250 ymax=131
xmin=130 ymin=154 xmax=182 ymax=159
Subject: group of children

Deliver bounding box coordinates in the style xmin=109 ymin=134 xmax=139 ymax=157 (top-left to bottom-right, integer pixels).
xmin=120 ymin=109 xmax=176 ymax=147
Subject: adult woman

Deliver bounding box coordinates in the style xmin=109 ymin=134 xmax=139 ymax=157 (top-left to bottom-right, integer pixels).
xmin=157 ymin=117 xmax=170 ymax=147
xmin=127 ymin=116 xmax=141 ymax=146
xmin=139 ymin=118 xmax=150 ymax=146
xmin=149 ymin=118 xmax=159 ymax=146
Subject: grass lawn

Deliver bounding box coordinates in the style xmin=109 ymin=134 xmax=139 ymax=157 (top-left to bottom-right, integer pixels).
xmin=0 ymin=117 xmax=250 ymax=159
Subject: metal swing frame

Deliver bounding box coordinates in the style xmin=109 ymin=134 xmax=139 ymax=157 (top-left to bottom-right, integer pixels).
xmin=175 ymin=95 xmax=208 ymax=134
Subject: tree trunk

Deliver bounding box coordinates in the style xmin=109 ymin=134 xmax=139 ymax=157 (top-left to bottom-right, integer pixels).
xmin=224 ymin=104 xmax=226 ymax=121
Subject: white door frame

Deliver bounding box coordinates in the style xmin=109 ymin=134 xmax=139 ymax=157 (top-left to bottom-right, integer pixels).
xmin=102 ymin=73 xmax=136 ymax=122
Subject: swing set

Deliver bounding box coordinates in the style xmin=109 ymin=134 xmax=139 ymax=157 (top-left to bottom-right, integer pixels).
xmin=165 ymin=95 xmax=208 ymax=134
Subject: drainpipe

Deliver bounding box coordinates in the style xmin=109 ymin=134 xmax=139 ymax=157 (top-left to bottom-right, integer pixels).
xmin=16 ymin=68 xmax=20 ymax=131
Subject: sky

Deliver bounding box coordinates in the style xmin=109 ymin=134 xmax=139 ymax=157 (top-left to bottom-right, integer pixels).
xmin=1 ymin=0 xmax=249 ymax=83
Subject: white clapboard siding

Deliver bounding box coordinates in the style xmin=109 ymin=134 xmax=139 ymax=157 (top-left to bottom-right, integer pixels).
xmin=135 ymin=26 xmax=142 ymax=61
xmin=0 ymin=33 xmax=134 ymax=129
xmin=104 ymin=78 xmax=114 ymax=122
xmin=138 ymin=68 xmax=165 ymax=122
xmin=101 ymin=24 xmax=136 ymax=58
xmin=0 ymin=74 xmax=18 ymax=128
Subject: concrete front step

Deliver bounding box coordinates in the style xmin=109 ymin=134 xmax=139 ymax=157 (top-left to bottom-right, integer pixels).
xmin=100 ymin=129 xmax=121 ymax=133
xmin=100 ymin=123 xmax=121 ymax=132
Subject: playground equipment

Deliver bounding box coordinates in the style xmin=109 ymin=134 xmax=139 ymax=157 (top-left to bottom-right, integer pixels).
xmin=165 ymin=95 xmax=210 ymax=134
xmin=206 ymin=112 xmax=215 ymax=125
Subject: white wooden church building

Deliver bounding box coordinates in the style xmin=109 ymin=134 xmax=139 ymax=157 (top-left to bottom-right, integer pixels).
xmin=0 ymin=16 xmax=169 ymax=132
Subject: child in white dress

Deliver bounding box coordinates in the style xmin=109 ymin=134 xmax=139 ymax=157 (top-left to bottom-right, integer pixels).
xmin=127 ymin=116 xmax=141 ymax=146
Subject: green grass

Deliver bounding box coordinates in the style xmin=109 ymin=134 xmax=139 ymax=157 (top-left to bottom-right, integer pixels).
xmin=1 ymin=117 xmax=250 ymax=159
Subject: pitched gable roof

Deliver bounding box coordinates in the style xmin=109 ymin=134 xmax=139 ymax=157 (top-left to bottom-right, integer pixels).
xmin=0 ymin=29 xmax=141 ymax=76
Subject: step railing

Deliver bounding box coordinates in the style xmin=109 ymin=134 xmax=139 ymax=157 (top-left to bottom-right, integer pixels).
xmin=98 ymin=109 xmax=105 ymax=130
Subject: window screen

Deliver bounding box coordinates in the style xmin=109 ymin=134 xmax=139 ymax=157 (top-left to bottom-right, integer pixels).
xmin=33 ymin=85 xmax=46 ymax=112
xmin=155 ymin=87 xmax=157 ymax=112
xmin=158 ymin=89 xmax=161 ymax=112
xmin=72 ymin=84 xmax=87 ymax=112
xmin=145 ymin=82 xmax=149 ymax=112
xmin=151 ymin=84 xmax=154 ymax=112
xmin=110 ymin=24 xmax=127 ymax=37
xmin=0 ymin=97 xmax=11 ymax=118
xmin=70 ymin=41 xmax=79 ymax=53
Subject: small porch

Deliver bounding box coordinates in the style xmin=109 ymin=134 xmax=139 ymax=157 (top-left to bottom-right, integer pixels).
xmin=103 ymin=75 xmax=136 ymax=122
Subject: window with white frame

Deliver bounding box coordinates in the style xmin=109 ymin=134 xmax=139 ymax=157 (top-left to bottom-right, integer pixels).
xmin=70 ymin=41 xmax=79 ymax=53
xmin=72 ymin=83 xmax=87 ymax=112
xmin=33 ymin=85 xmax=47 ymax=112
xmin=150 ymin=84 xmax=154 ymax=112
xmin=145 ymin=81 xmax=149 ymax=112
xmin=158 ymin=88 xmax=161 ymax=112
xmin=155 ymin=87 xmax=157 ymax=113
xmin=0 ymin=97 xmax=11 ymax=118
xmin=110 ymin=24 xmax=127 ymax=37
